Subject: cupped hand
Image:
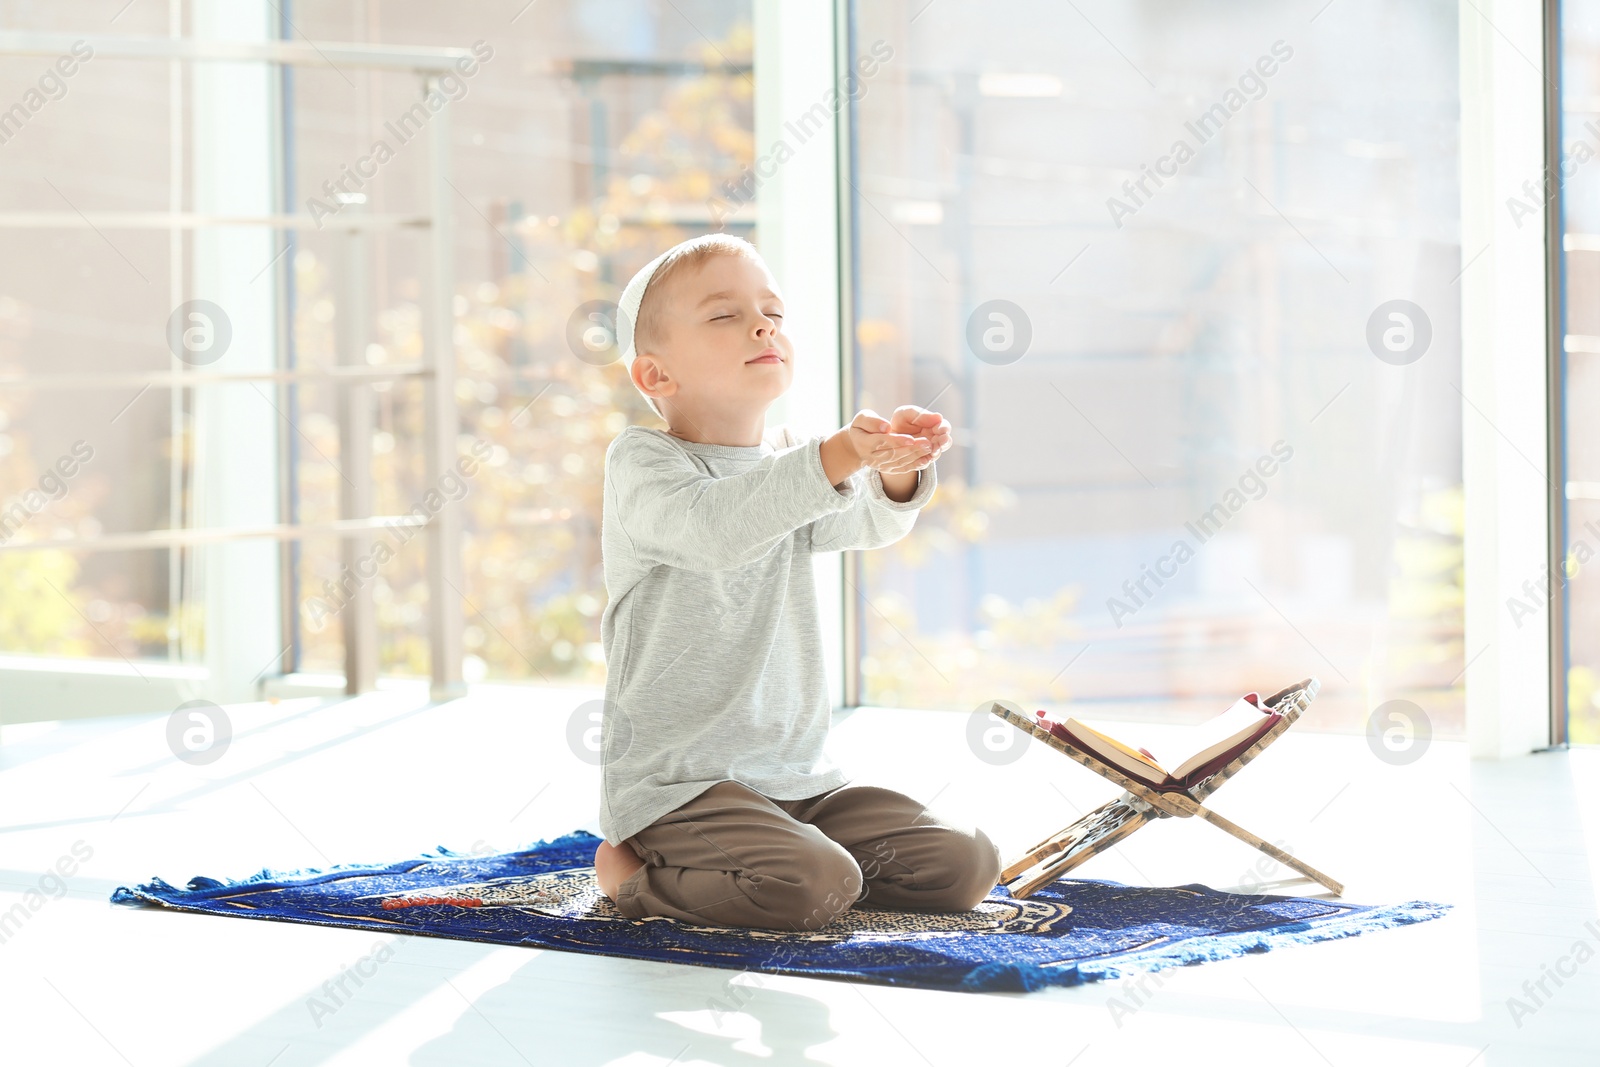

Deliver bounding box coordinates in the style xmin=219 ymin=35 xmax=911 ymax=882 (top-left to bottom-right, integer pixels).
xmin=886 ymin=405 xmax=952 ymax=470
xmin=844 ymin=409 xmax=933 ymax=475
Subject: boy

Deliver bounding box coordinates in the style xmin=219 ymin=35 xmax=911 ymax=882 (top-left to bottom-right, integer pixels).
xmin=593 ymin=233 xmax=1002 ymax=932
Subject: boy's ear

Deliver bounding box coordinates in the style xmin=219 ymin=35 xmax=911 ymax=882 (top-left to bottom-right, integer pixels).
xmin=632 ymin=353 xmax=672 ymax=404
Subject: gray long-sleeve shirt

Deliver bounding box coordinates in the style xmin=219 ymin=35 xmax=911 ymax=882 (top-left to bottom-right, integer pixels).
xmin=597 ymin=423 xmax=938 ymax=846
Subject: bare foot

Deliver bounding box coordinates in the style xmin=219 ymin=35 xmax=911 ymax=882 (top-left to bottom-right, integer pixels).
xmin=594 ymin=840 xmax=646 ymax=901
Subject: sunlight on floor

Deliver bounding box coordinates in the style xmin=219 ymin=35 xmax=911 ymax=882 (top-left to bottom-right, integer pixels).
xmin=1 ymin=690 xmax=1596 ymax=1065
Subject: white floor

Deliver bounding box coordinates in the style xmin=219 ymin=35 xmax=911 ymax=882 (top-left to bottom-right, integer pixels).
xmin=1 ymin=685 xmax=1596 ymax=1066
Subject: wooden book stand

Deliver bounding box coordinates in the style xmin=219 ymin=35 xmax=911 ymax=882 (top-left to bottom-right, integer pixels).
xmin=990 ymin=677 xmax=1344 ymax=899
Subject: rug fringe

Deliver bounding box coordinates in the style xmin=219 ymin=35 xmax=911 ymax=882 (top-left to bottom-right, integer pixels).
xmin=955 ymin=898 xmax=1453 ymax=993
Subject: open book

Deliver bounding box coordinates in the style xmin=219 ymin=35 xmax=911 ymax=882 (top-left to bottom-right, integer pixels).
xmin=1035 ymin=693 xmax=1281 ymax=793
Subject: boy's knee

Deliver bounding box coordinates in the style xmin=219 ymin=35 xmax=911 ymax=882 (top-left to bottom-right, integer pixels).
xmin=748 ymin=842 xmax=863 ymax=932
xmin=929 ymin=828 xmax=1003 ymax=911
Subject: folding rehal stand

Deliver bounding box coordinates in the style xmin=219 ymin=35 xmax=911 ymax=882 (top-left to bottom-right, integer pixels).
xmin=990 ymin=677 xmax=1344 ymax=899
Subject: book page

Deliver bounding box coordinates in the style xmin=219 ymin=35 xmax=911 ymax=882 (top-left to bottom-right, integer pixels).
xmin=1063 ymin=695 xmax=1272 ymax=781
xmin=1061 ymin=719 xmax=1171 ymax=779
xmin=1168 ymin=696 xmax=1276 ymax=780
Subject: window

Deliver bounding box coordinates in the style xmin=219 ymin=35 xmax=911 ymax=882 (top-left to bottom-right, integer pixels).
xmin=285 ymin=1 xmax=757 ymax=684
xmin=0 ymin=2 xmax=757 ymax=694
xmin=842 ymin=0 xmax=1465 ymax=730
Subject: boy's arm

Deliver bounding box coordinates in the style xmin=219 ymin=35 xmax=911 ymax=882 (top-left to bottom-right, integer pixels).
xmin=808 ymin=458 xmax=938 ymax=554
xmin=879 ymin=469 xmax=920 ymax=503
xmin=607 ymin=428 xmax=862 ymax=572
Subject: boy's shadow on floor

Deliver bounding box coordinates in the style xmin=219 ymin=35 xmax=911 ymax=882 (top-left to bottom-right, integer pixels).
xmin=409 ymin=953 xmax=842 ymax=1066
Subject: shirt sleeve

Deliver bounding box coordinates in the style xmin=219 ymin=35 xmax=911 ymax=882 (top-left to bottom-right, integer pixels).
xmin=808 ymin=456 xmax=938 ymax=554
xmin=605 ymin=428 xmax=859 ymax=572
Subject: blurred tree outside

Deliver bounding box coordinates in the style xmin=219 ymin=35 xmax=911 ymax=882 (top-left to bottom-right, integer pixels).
xmin=289 ymin=23 xmax=757 ymax=686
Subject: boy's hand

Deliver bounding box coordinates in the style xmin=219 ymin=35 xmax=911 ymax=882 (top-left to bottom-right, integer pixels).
xmin=886 ymin=406 xmax=951 ymax=471
xmin=844 ymin=409 xmax=931 ymax=475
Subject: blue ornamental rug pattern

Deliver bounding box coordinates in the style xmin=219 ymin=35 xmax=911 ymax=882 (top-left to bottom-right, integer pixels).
xmin=110 ymin=830 xmax=1450 ymax=993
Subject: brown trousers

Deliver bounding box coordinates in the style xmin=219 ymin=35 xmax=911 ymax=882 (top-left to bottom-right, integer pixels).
xmin=612 ymin=780 xmax=1003 ymax=932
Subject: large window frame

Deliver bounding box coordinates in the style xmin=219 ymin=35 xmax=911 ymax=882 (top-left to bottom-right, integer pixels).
xmin=829 ymin=0 xmax=1561 ymax=753
xmin=0 ymin=2 xmax=1573 ymax=757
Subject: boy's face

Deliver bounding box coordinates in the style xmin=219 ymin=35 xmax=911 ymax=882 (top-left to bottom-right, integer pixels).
xmin=639 ymin=253 xmax=793 ymax=421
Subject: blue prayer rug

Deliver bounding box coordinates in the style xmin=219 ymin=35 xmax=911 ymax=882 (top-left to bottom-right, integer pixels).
xmin=110 ymin=829 xmax=1449 ymax=994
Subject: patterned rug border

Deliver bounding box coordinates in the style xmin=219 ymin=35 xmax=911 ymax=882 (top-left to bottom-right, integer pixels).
xmin=110 ymin=829 xmax=1453 ymax=994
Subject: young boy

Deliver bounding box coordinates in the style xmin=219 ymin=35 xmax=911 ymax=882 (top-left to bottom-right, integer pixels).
xmin=592 ymin=232 xmax=1002 ymax=932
